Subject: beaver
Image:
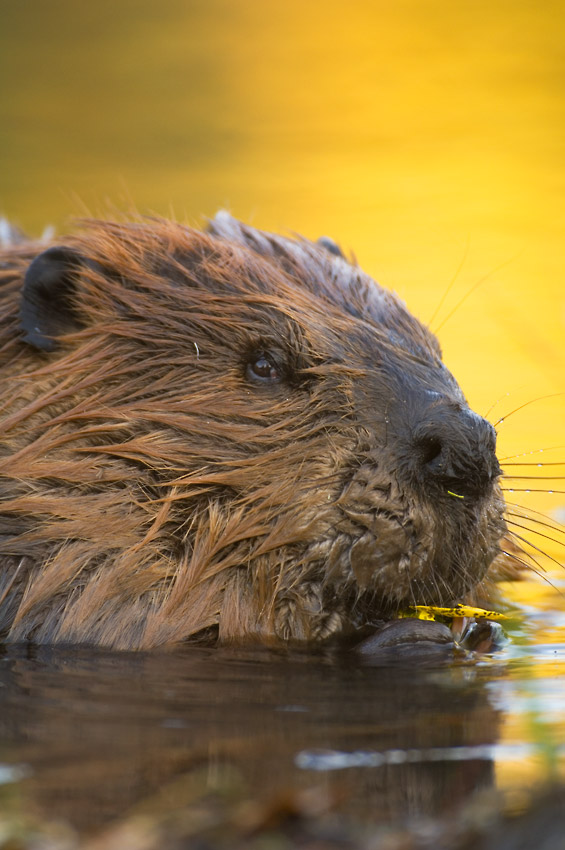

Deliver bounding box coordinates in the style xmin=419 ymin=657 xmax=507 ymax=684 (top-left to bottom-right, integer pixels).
xmin=0 ymin=213 xmax=512 ymax=650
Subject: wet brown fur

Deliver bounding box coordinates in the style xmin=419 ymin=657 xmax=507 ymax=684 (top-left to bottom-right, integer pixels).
xmin=0 ymin=215 xmax=513 ymax=649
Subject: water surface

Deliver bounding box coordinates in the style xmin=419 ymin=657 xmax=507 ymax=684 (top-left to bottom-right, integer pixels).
xmin=0 ymin=619 xmax=563 ymax=837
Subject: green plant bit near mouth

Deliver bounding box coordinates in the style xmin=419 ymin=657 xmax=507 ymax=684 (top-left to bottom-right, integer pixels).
xmin=400 ymin=604 xmax=507 ymax=622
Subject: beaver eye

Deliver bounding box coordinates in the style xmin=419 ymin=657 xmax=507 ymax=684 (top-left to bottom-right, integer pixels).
xmin=246 ymin=353 xmax=282 ymax=383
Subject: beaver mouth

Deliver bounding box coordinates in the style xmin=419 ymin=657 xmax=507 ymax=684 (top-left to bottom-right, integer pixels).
xmin=348 ymin=519 xmax=422 ymax=592
xmin=338 ymin=511 xmax=441 ymax=605
xmin=324 ymin=494 xmax=502 ymax=612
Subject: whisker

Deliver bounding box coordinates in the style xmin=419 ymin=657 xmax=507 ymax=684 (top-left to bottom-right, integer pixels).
xmin=502 ymin=475 xmax=565 ymax=480
xmin=500 ymin=548 xmax=540 ymax=576
xmin=498 ymin=446 xmax=565 ymax=463
xmin=506 ymin=529 xmax=564 ymax=572
xmin=505 ymin=517 xmax=565 ymax=553
xmin=493 ymin=393 xmax=565 ymax=428
xmin=483 ymin=391 xmax=512 ymax=422
xmin=434 ymin=254 xmax=518 ymax=334
xmin=501 ymin=546 xmax=562 ymax=595
xmin=505 ymin=509 xmax=565 ymax=538
xmin=504 ymin=500 xmax=565 ymax=533
xmin=501 ymin=488 xmax=565 ymax=494
xmin=500 ymin=462 xmax=565 ymax=467
xmin=428 ymin=235 xmax=469 ymax=328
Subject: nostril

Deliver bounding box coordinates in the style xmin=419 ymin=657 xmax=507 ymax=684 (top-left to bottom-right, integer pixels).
xmin=416 ymin=436 xmax=443 ymax=467
xmin=411 ymin=408 xmax=500 ymax=499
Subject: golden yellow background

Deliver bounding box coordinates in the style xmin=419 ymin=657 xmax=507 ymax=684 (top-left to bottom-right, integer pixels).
xmin=2 ymin=1 xmax=564 ymax=550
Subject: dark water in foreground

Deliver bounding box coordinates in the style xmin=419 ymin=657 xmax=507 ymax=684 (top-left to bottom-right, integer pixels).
xmin=0 ymin=622 xmax=563 ymax=838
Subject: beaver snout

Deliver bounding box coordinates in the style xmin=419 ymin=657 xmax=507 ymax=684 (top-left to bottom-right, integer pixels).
xmin=411 ymin=403 xmax=501 ymax=499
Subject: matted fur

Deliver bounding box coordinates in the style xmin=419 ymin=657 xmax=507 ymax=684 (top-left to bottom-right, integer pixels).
xmin=0 ymin=214 xmax=509 ymax=649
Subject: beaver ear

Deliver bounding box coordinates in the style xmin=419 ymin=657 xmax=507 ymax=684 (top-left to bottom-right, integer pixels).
xmin=20 ymin=246 xmax=87 ymax=351
xmin=316 ymin=236 xmax=345 ymax=259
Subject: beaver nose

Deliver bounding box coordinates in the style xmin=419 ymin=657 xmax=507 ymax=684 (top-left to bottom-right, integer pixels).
xmin=412 ymin=404 xmax=501 ymax=499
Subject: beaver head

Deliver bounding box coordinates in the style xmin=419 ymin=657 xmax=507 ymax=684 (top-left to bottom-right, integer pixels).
xmin=0 ymin=214 xmax=506 ymax=649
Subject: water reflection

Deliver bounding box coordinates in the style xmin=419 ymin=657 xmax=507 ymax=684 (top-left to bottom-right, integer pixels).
xmin=0 ymin=644 xmax=506 ymax=833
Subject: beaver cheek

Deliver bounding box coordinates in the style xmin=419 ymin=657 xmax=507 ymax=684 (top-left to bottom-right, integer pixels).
xmin=349 ymin=530 xmax=410 ymax=590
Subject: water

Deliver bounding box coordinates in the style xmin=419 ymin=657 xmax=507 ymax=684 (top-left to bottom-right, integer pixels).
xmin=0 ymin=624 xmax=563 ymax=836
